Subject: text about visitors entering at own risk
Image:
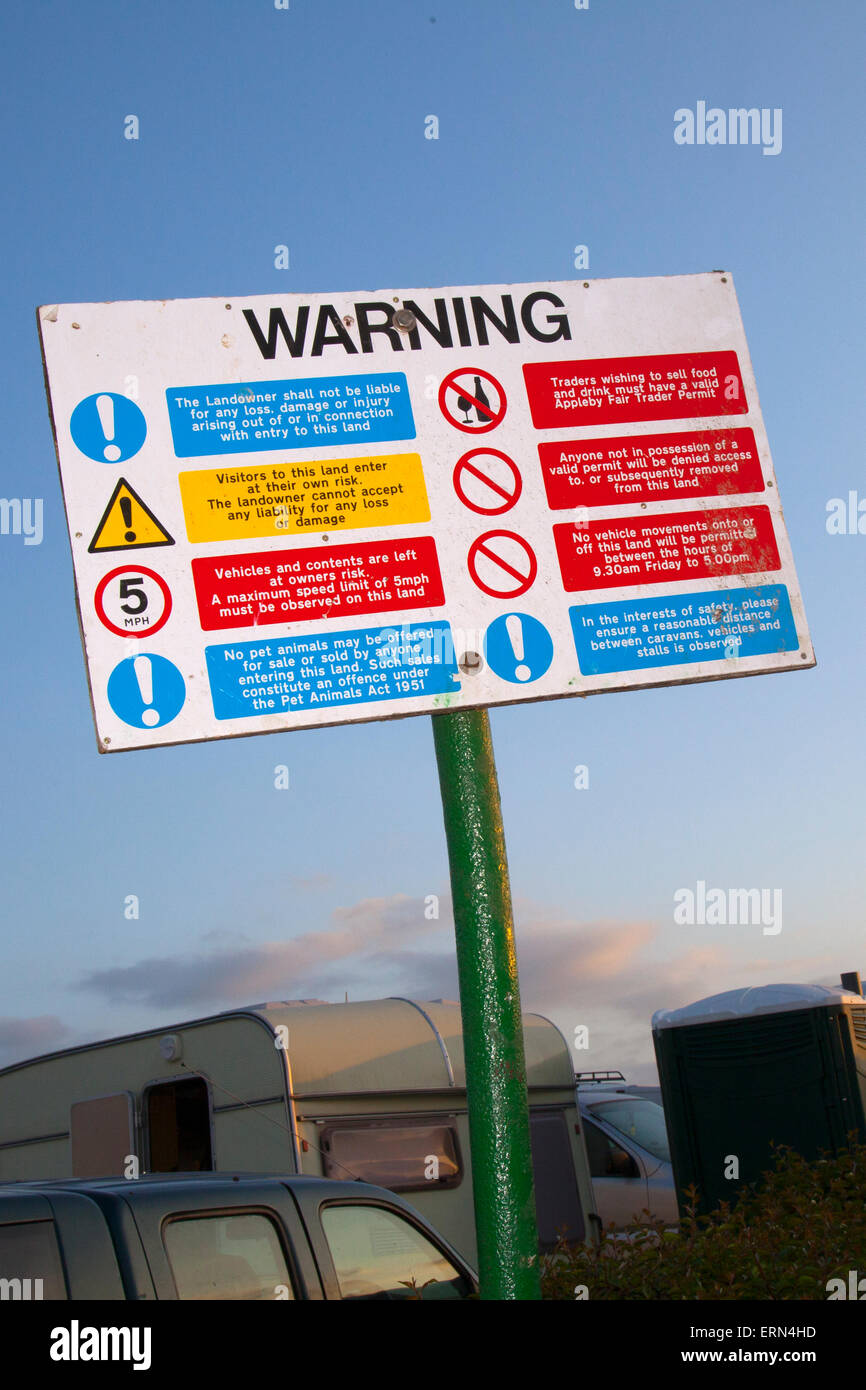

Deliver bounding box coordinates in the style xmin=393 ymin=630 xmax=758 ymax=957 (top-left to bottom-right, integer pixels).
xmin=178 ymin=453 xmax=430 ymax=542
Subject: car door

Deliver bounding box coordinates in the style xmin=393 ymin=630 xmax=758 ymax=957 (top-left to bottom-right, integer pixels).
xmin=296 ymin=1191 xmax=477 ymax=1300
xmin=0 ymin=1193 xmax=69 ymax=1300
xmin=581 ymin=1116 xmax=649 ymax=1231
xmin=584 ymin=1095 xmax=678 ymax=1226
xmin=113 ymin=1180 xmax=324 ymax=1299
xmin=645 ymin=1161 xmax=680 ymax=1225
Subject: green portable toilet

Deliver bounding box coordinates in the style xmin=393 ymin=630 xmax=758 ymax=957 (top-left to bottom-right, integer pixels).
xmin=652 ymin=984 xmax=866 ymax=1216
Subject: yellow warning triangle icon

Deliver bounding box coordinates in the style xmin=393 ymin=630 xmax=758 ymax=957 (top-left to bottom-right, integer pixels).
xmin=88 ymin=479 xmax=174 ymax=553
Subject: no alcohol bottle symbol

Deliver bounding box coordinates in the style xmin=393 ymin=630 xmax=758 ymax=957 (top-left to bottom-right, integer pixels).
xmin=107 ymin=653 xmax=185 ymax=728
xmin=439 ymin=368 xmax=506 ymax=434
xmin=70 ymin=392 xmax=147 ymax=463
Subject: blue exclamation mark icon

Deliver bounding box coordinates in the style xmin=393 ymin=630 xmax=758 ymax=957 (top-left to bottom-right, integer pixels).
xmin=133 ymin=656 xmax=160 ymax=726
xmin=96 ymin=394 xmax=122 ymax=461
xmin=70 ymin=392 xmax=147 ymax=463
xmin=107 ymin=653 xmax=185 ymax=728
xmin=505 ymin=615 xmax=532 ymax=682
xmin=485 ymin=612 xmax=554 ymax=684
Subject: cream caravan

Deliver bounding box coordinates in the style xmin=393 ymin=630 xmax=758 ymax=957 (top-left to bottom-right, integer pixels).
xmin=0 ymin=998 xmax=597 ymax=1265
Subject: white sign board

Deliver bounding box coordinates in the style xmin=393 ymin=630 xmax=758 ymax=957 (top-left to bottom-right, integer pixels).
xmin=38 ymin=273 xmax=814 ymax=752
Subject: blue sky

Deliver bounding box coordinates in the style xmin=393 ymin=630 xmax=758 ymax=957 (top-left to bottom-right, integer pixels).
xmin=0 ymin=0 xmax=863 ymax=1080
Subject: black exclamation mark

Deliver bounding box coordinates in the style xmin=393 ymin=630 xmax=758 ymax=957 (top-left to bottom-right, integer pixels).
xmin=121 ymin=495 xmax=136 ymax=543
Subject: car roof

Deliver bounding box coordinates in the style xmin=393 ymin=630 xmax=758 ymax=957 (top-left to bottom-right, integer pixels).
xmin=0 ymin=1172 xmax=388 ymax=1201
xmin=578 ymin=1086 xmax=655 ymax=1102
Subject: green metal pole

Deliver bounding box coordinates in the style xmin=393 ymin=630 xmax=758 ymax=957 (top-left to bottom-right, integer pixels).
xmin=431 ymin=707 xmax=541 ymax=1300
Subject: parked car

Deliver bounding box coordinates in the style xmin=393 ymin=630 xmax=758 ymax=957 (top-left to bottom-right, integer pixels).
xmin=576 ymin=1073 xmax=679 ymax=1230
xmin=0 ymin=1171 xmax=478 ymax=1300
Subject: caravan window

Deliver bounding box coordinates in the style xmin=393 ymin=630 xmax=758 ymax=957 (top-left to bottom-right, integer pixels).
xmin=320 ymin=1119 xmax=461 ymax=1191
xmin=145 ymin=1077 xmax=213 ymax=1173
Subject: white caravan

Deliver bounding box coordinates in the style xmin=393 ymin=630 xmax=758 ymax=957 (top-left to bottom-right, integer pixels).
xmin=0 ymin=997 xmax=598 ymax=1265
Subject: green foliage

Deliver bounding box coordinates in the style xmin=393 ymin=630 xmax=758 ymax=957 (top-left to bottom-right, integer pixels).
xmin=541 ymin=1135 xmax=866 ymax=1300
xmin=397 ymin=1275 xmax=438 ymax=1299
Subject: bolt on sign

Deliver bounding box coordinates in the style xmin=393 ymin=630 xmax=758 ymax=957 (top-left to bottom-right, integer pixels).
xmin=37 ymin=273 xmax=814 ymax=752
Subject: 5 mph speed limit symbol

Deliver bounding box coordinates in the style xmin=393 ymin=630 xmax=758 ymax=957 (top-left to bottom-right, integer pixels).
xmin=94 ymin=566 xmax=172 ymax=638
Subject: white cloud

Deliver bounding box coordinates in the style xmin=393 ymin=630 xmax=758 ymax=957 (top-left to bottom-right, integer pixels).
xmin=0 ymin=1015 xmax=72 ymax=1064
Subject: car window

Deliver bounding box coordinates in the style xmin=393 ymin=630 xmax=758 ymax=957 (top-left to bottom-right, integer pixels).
xmin=589 ymin=1099 xmax=671 ymax=1162
xmin=582 ymin=1118 xmax=640 ymax=1179
xmin=321 ymin=1204 xmax=472 ymax=1301
xmin=163 ymin=1212 xmax=294 ymax=1300
xmin=0 ymin=1220 xmax=67 ymax=1300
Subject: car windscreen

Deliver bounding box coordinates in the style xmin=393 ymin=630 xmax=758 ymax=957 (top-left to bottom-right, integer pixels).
xmin=588 ymin=1099 xmax=671 ymax=1162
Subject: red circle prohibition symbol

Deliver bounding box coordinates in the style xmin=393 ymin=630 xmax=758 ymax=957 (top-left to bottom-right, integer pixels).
xmin=439 ymin=367 xmax=506 ymax=434
xmin=94 ymin=564 xmax=173 ymax=639
xmin=453 ymin=448 xmax=522 ymax=516
xmin=467 ymin=530 xmax=538 ymax=599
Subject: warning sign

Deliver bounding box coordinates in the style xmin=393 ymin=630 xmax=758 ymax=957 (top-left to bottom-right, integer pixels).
xmin=70 ymin=392 xmax=147 ymax=463
xmin=88 ymin=480 xmax=174 ymax=554
xmin=538 ymin=428 xmax=765 ymax=510
xmin=107 ymin=652 xmax=185 ymax=728
xmin=453 ymin=449 xmax=522 ymax=515
xmin=439 ymin=368 xmax=506 ymax=433
xmin=571 ymin=585 xmax=798 ymax=675
xmin=468 ymin=530 xmax=538 ymax=600
xmin=206 ymin=622 xmax=458 ymax=719
xmin=192 ymin=537 xmax=444 ymax=631
xmin=95 ymin=565 xmax=172 ymax=638
xmin=523 ymin=351 xmax=747 ymax=428
xmin=485 ymin=613 xmax=553 ymax=684
xmin=166 ymin=371 xmax=415 ymax=457
xmin=178 ymin=453 xmax=429 ymax=544
xmin=553 ymin=506 xmax=780 ymax=592
xmin=38 ymin=272 xmax=814 ymax=753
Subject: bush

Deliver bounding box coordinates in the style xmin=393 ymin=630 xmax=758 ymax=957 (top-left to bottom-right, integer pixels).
xmin=541 ymin=1135 xmax=866 ymax=1300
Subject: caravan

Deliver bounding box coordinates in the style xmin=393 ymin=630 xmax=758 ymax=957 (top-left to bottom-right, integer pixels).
xmin=0 ymin=997 xmax=597 ymax=1265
